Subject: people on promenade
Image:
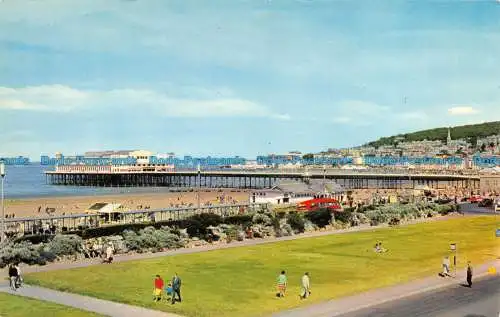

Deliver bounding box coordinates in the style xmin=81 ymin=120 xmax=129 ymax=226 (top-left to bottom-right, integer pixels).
xmin=466 ymin=262 xmax=473 ymax=287
xmin=103 ymin=242 xmax=114 ymax=264
xmin=300 ymin=272 xmax=311 ymax=299
xmin=153 ymin=275 xmax=164 ymax=302
xmin=8 ymin=264 xmax=18 ymax=291
xmin=171 ymin=273 xmax=182 ymax=304
xmin=276 ymin=270 xmax=287 ymax=298
xmin=14 ymin=263 xmax=23 ymax=288
xmin=442 ymin=256 xmax=450 ymax=277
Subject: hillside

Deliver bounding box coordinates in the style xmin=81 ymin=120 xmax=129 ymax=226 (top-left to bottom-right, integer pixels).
xmin=366 ymin=121 xmax=500 ymax=148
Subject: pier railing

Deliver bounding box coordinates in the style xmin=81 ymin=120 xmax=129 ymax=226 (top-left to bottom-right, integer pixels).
xmin=3 ymin=203 xmax=268 ymax=237
xmin=47 ymin=166 xmax=480 ymax=178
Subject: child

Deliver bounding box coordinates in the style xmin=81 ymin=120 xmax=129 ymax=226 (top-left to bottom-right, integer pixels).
xmin=153 ymin=275 xmax=164 ymax=302
xmin=276 ymin=270 xmax=287 ymax=298
xmin=165 ymin=282 xmax=173 ymax=299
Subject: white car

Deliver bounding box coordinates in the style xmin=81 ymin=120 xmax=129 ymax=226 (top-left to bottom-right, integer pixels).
xmin=495 ymin=199 xmax=500 ymax=212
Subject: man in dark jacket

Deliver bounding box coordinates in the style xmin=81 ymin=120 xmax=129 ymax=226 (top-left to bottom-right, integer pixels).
xmin=171 ymin=273 xmax=182 ymax=304
xmin=8 ymin=264 xmax=18 ymax=291
xmin=466 ymin=262 xmax=473 ymax=287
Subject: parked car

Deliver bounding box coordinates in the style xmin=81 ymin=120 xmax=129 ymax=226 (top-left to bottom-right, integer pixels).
xmin=469 ymin=195 xmax=483 ymax=203
xmin=495 ymin=199 xmax=500 ymax=212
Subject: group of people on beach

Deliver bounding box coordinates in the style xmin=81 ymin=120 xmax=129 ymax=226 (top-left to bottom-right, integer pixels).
xmin=276 ymin=271 xmax=311 ymax=300
xmin=152 ymin=273 xmax=182 ymax=304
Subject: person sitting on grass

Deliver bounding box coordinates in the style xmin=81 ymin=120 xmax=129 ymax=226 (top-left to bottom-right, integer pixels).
xmin=374 ymin=242 xmax=387 ymax=253
xmin=153 ymin=275 xmax=164 ymax=302
xmin=276 ymin=270 xmax=287 ymax=298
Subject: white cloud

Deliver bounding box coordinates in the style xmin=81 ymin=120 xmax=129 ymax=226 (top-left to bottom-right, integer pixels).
xmin=447 ymin=106 xmax=479 ymax=115
xmin=0 ymin=85 xmax=287 ymax=119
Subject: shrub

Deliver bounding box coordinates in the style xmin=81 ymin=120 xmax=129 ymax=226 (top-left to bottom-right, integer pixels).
xmin=334 ymin=210 xmax=352 ymax=225
xmin=286 ymin=212 xmax=305 ymax=233
xmin=436 ymin=205 xmax=453 ymax=216
xmin=252 ymin=213 xmax=273 ymax=226
xmin=280 ymin=223 xmax=294 ymax=237
xmin=305 ymin=210 xmax=332 ymax=228
xmin=184 ymin=213 xmax=222 ymax=238
xmin=303 ymin=219 xmax=317 ymax=232
xmin=277 ymin=211 xmax=287 ymax=219
xmin=0 ymin=241 xmax=53 ymax=267
xmin=45 ymin=235 xmax=83 ymax=257
xmin=223 ymin=214 xmax=253 ymax=227
xmin=122 ymin=226 xmax=185 ymax=252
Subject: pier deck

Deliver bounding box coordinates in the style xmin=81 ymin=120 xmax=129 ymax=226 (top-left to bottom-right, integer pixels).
xmin=45 ymin=168 xmax=480 ymax=190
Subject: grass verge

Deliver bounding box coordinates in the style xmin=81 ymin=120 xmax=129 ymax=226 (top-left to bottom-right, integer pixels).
xmin=0 ymin=292 xmax=106 ymax=317
xmin=25 ymin=216 xmax=499 ymax=317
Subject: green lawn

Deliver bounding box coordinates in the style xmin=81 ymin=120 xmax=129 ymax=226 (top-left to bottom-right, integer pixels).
xmin=0 ymin=292 xmax=106 ymax=317
xmin=26 ymin=216 xmax=499 ymax=317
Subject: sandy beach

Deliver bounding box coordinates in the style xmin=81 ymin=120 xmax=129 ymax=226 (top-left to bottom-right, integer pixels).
xmin=3 ymin=190 xmax=251 ymax=218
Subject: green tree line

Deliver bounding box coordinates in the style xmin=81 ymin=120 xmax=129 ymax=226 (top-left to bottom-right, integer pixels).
xmin=366 ymin=121 xmax=500 ymax=148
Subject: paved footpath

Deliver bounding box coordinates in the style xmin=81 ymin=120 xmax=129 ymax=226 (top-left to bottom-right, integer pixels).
xmin=271 ymin=260 xmax=499 ymax=317
xmin=0 ymin=281 xmax=180 ymax=317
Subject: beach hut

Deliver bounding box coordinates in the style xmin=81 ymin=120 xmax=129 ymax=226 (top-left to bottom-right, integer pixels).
xmin=86 ymin=203 xmax=123 ymax=223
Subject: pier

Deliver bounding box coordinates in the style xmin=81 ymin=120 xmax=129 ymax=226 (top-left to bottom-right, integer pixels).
xmin=45 ymin=167 xmax=481 ymax=190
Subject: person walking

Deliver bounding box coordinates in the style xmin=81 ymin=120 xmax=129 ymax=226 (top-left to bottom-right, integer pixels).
xmin=8 ymin=264 xmax=18 ymax=291
xmin=300 ymin=272 xmax=311 ymax=299
xmin=466 ymin=262 xmax=473 ymax=288
xmin=104 ymin=242 xmax=114 ymax=264
xmin=153 ymin=275 xmax=164 ymax=302
xmin=171 ymin=273 xmax=182 ymax=304
xmin=14 ymin=263 xmax=22 ymax=288
xmin=442 ymin=256 xmax=450 ymax=277
xmin=276 ymin=270 xmax=287 ymax=298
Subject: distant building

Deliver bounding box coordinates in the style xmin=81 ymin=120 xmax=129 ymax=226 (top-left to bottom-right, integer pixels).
xmin=84 ymin=150 xmax=137 ymax=158
xmin=252 ymin=180 xmax=345 ymax=205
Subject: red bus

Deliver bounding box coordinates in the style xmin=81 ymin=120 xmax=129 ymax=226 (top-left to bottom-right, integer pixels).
xmin=297 ymin=198 xmax=343 ymax=212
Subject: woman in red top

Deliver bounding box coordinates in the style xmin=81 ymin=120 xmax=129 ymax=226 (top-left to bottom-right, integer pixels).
xmin=153 ymin=275 xmax=164 ymax=302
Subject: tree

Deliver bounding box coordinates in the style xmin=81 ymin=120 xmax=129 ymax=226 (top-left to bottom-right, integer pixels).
xmin=302 ymin=153 xmax=314 ymax=160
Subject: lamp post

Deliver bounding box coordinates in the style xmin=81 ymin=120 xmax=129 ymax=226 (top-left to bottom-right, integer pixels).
xmin=197 ymin=163 xmax=201 ymax=208
xmin=0 ymin=161 xmax=5 ymax=243
xmin=450 ymin=243 xmax=457 ymax=277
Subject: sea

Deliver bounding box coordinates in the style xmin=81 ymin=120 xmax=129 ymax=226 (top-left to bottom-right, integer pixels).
xmin=2 ymin=164 xmax=179 ymax=199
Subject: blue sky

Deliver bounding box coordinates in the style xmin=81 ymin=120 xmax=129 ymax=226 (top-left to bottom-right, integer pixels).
xmin=1 ymin=0 xmax=499 ymax=160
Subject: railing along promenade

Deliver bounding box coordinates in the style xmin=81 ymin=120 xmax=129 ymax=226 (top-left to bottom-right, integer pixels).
xmin=3 ymin=203 xmax=267 ymax=238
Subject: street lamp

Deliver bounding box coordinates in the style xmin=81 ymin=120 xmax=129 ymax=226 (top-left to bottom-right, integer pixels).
xmin=197 ymin=163 xmax=201 ymax=208
xmin=0 ymin=161 xmax=5 ymax=243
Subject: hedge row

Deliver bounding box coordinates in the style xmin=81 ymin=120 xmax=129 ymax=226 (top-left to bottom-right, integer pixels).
xmin=76 ymin=214 xmax=256 ymax=239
